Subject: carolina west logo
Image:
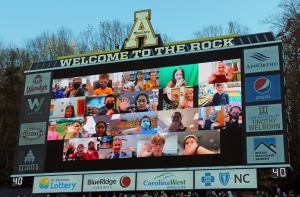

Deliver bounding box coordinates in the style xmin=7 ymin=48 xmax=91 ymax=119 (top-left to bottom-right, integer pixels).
xmin=39 ymin=177 xmax=77 ymax=190
xmin=254 ymin=137 xmax=277 ymax=162
xmin=20 ymin=127 xmax=45 ymax=141
xmin=143 ymin=173 xmax=186 ymax=188
xmin=26 ymin=98 xmax=44 ymax=115
xmin=26 ymin=74 xmax=48 ymax=94
xmin=19 ymin=150 xmax=39 ymax=171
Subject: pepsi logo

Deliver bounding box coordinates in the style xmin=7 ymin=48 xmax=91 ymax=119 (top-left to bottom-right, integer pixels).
xmin=120 ymin=176 xmax=131 ymax=188
xmin=254 ymin=78 xmax=271 ymax=94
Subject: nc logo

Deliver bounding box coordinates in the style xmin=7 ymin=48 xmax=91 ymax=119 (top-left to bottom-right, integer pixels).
xmin=219 ymin=172 xmax=230 ymax=186
xmin=254 ymin=77 xmax=271 ymax=94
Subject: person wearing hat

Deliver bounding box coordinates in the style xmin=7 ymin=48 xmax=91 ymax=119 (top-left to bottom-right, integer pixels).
xmin=277 ymin=188 xmax=283 ymax=197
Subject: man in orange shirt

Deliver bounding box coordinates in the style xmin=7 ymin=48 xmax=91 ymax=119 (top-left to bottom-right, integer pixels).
xmin=94 ymin=74 xmax=113 ymax=95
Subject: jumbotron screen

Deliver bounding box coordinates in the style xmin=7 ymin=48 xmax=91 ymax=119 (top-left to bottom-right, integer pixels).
xmin=44 ymin=57 xmax=244 ymax=173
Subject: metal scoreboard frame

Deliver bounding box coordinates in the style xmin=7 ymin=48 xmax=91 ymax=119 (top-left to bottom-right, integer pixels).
xmin=12 ymin=9 xmax=290 ymax=192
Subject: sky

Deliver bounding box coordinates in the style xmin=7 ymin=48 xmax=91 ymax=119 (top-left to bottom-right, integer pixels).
xmin=0 ymin=0 xmax=282 ymax=46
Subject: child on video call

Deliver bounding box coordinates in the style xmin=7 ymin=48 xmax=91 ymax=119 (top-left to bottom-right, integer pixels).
xmin=162 ymin=88 xmax=179 ymax=110
xmin=134 ymin=70 xmax=146 ymax=91
xmin=64 ymin=105 xmax=75 ymax=118
xmin=183 ymin=135 xmax=215 ymax=155
xmin=146 ymin=71 xmax=159 ymax=90
xmin=208 ymin=62 xmax=234 ymax=84
xmin=211 ymin=83 xmax=229 ymax=106
xmin=178 ymin=88 xmax=194 ymax=109
xmin=122 ymin=72 xmax=134 ymax=92
xmin=93 ymin=74 xmax=113 ymax=95
xmin=167 ymin=68 xmax=187 ymax=88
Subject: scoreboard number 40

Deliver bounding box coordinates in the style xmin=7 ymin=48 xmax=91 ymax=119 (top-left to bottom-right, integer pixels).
xmin=272 ymin=168 xmax=287 ymax=178
xmin=12 ymin=177 xmax=23 ymax=186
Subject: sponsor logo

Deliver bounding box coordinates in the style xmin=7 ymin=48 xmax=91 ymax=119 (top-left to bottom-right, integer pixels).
xmin=39 ymin=178 xmax=50 ymax=189
xmin=219 ymin=172 xmax=230 ymax=186
xmin=21 ymin=127 xmax=45 ymax=141
xmin=33 ymin=74 xmax=43 ymax=85
xmin=201 ymin=173 xmax=214 ymax=186
xmin=120 ymin=176 xmax=131 ymax=188
xmin=254 ymin=78 xmax=271 ymax=94
xmin=254 ymin=137 xmax=277 ymax=161
xmin=142 ymin=173 xmax=186 ymax=189
xmin=39 ymin=177 xmax=77 ymax=190
xmin=28 ymin=98 xmax=44 ymax=111
xmin=250 ymin=53 xmax=270 ymax=61
xmin=19 ymin=150 xmax=39 ymax=171
xmin=26 ymin=74 xmax=48 ymax=94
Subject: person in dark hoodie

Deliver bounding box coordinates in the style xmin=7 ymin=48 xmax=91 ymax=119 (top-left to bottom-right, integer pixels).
xmin=97 ymin=94 xmax=120 ymax=115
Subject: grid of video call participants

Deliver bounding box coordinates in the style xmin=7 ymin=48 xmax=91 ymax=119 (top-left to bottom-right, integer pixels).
xmin=48 ymin=59 xmax=242 ymax=160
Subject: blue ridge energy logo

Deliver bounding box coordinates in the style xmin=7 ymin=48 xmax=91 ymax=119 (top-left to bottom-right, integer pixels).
xmin=87 ymin=175 xmax=131 ymax=188
xmin=120 ymin=176 xmax=131 ymax=188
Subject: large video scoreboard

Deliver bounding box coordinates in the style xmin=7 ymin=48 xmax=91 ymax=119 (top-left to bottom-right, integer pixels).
xmin=13 ymin=10 xmax=289 ymax=192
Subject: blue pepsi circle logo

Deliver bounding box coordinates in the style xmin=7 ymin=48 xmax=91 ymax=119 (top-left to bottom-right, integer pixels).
xmin=254 ymin=77 xmax=271 ymax=94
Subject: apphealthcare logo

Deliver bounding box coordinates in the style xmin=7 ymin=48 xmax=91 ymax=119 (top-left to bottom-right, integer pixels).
xmin=33 ymin=175 xmax=82 ymax=193
xmin=245 ymin=74 xmax=281 ymax=103
xmin=244 ymin=46 xmax=280 ymax=73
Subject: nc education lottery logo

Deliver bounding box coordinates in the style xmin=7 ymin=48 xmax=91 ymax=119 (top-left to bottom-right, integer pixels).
xmin=253 ymin=137 xmax=277 ymax=162
xmin=244 ymin=75 xmax=281 ymax=103
xmin=39 ymin=177 xmax=77 ymax=191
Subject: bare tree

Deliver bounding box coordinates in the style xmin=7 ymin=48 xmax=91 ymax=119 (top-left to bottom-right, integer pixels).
xmin=192 ymin=21 xmax=251 ymax=38
xmin=263 ymin=0 xmax=300 ymax=189
xmin=25 ymin=26 xmax=75 ymax=62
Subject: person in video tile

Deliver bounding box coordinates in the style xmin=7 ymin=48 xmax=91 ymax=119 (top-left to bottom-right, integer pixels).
xmin=64 ymin=105 xmax=75 ymax=118
xmin=94 ymin=74 xmax=113 ymax=95
xmin=198 ymin=109 xmax=220 ymax=130
xmin=208 ymin=62 xmax=234 ymax=84
xmin=105 ymin=138 xmax=128 ymax=159
xmin=92 ymin=121 xmax=108 ymax=137
xmin=119 ymin=93 xmax=149 ymax=113
xmin=52 ymin=83 xmax=64 ymax=99
xmin=47 ymin=122 xmax=60 ymax=140
xmin=225 ymin=106 xmax=242 ymax=129
xmin=97 ymin=94 xmax=120 ymax=115
xmin=178 ymin=88 xmax=194 ymax=109
xmin=163 ymin=88 xmax=179 ymax=110
xmin=68 ymin=144 xmax=90 ymax=160
xmin=63 ymin=120 xmax=83 ymax=139
xmin=167 ymin=68 xmax=187 ymax=88
xmin=87 ymin=141 xmax=99 ymax=160
xmin=134 ymin=70 xmax=146 ymax=91
xmin=122 ymin=72 xmax=134 ymax=92
xmin=145 ymin=71 xmax=159 ymax=90
xmin=121 ymin=115 xmax=157 ymax=135
xmin=161 ymin=111 xmax=186 ymax=132
xmin=138 ymin=134 xmax=169 ymax=157
xmin=183 ymin=135 xmax=215 ymax=155
xmin=211 ymin=83 xmax=229 ymax=106
xmin=66 ymin=77 xmax=85 ymax=97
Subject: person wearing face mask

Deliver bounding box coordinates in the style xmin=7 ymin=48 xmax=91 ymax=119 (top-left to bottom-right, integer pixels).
xmin=225 ymin=106 xmax=242 ymax=129
xmin=97 ymin=94 xmax=120 ymax=115
xmin=66 ymin=77 xmax=85 ymax=98
xmin=94 ymin=74 xmax=113 ymax=95
xmin=121 ymin=115 xmax=157 ymax=135
xmin=198 ymin=109 xmax=220 ymax=130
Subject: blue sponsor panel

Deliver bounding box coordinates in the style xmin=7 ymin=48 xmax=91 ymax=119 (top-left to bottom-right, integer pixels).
xmin=245 ymin=74 xmax=281 ymax=103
